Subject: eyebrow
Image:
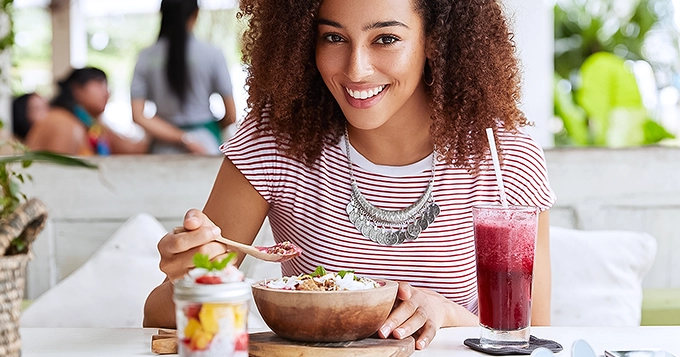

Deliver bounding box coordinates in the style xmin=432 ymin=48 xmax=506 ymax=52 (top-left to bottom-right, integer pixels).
xmin=316 ymin=18 xmax=410 ymax=31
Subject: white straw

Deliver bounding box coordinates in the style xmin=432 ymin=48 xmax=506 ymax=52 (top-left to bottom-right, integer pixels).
xmin=485 ymin=128 xmax=508 ymax=208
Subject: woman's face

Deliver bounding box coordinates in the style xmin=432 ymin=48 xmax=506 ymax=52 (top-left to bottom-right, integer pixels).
xmin=315 ymin=0 xmax=428 ymax=131
xmin=73 ymin=79 xmax=110 ymax=117
xmin=26 ymin=94 xmax=49 ymax=124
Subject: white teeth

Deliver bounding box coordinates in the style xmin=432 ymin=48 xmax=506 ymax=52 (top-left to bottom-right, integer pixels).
xmin=346 ymin=85 xmax=385 ymax=100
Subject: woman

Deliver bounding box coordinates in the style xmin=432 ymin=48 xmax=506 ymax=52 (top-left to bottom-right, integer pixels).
xmin=130 ymin=0 xmax=237 ymax=155
xmin=144 ymin=0 xmax=556 ymax=350
xmin=26 ymin=67 xmax=148 ymax=155
xmin=12 ymin=92 xmax=49 ymax=142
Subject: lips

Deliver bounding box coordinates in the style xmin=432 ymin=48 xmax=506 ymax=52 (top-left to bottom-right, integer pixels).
xmin=342 ymin=84 xmax=389 ymax=109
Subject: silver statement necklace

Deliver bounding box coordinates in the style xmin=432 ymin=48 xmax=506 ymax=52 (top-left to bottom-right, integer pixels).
xmin=344 ymin=127 xmax=441 ymax=245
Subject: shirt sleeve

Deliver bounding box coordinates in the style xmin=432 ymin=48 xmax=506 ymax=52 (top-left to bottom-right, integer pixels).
xmin=220 ymin=116 xmax=277 ymax=202
xmin=211 ymin=49 xmax=233 ymax=97
xmin=130 ymin=52 xmax=148 ymax=100
xmin=498 ymin=131 xmax=557 ymax=211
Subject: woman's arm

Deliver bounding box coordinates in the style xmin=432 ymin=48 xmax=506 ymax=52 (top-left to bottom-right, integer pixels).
xmin=106 ymin=128 xmax=150 ymax=154
xmin=531 ymin=209 xmax=551 ymax=325
xmin=143 ymin=157 xmax=269 ymax=327
xmin=131 ymin=99 xmax=206 ymax=154
xmin=217 ymin=94 xmax=237 ymax=129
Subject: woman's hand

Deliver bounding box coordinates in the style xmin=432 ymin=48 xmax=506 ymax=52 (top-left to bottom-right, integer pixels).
xmin=157 ymin=209 xmax=229 ymax=282
xmin=378 ymin=282 xmax=478 ymax=350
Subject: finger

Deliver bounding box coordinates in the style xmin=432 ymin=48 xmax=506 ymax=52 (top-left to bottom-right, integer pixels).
xmin=183 ymin=209 xmax=211 ymax=231
xmin=379 ymin=292 xmax=418 ymax=338
xmin=159 ymin=225 xmax=221 ymax=255
xmin=413 ymin=320 xmax=437 ymax=350
xmin=396 ymin=281 xmax=413 ymax=300
xmin=392 ymin=303 xmax=428 ymax=340
xmin=160 ymin=241 xmax=228 ymax=281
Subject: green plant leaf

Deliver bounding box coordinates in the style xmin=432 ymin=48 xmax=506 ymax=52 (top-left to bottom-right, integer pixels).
xmin=576 ymin=52 xmax=644 ymax=145
xmin=643 ymin=119 xmax=675 ymax=144
xmin=554 ymin=73 xmax=589 ymax=145
xmin=0 ymin=151 xmax=98 ymax=169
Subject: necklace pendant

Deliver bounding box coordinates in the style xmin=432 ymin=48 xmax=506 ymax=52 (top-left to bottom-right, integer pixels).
xmin=344 ymin=127 xmax=439 ymax=246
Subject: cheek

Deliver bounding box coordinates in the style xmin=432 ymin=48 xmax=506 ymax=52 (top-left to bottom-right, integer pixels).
xmin=315 ymin=50 xmax=335 ymax=83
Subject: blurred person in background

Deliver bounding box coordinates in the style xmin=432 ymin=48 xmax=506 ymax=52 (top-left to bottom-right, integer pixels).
xmin=130 ymin=0 xmax=237 ymax=155
xmin=26 ymin=67 xmax=149 ymax=156
xmin=11 ymin=92 xmax=49 ymax=143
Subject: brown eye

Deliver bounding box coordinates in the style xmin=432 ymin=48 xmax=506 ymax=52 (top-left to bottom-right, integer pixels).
xmin=376 ymin=35 xmax=399 ymax=45
xmin=324 ymin=34 xmax=344 ymax=43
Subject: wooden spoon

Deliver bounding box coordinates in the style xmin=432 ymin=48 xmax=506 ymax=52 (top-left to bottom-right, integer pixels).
xmin=172 ymin=227 xmax=301 ymax=262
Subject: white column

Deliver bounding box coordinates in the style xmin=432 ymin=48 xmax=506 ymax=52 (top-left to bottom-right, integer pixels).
xmin=0 ymin=9 xmax=11 ymax=130
xmin=503 ymin=0 xmax=555 ymax=148
xmin=50 ymin=0 xmax=87 ymax=84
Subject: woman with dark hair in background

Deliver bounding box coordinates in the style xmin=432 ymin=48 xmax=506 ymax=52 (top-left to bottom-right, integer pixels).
xmin=11 ymin=92 xmax=49 ymax=142
xmin=130 ymin=0 xmax=237 ymax=155
xmin=26 ymin=67 xmax=148 ymax=155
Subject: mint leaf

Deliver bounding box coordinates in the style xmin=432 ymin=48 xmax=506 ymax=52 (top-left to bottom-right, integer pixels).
xmin=311 ymin=266 xmax=327 ymax=277
xmin=337 ymin=270 xmax=354 ymax=279
xmin=192 ymin=252 xmax=237 ymax=271
xmin=193 ymin=253 xmax=212 ymax=270
xmin=212 ymin=252 xmax=237 ymax=271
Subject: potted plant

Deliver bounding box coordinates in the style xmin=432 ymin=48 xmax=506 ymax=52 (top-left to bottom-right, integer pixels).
xmin=0 ymin=141 xmax=96 ymax=357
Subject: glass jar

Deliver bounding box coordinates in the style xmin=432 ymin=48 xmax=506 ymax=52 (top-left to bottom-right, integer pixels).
xmin=174 ymin=279 xmax=250 ymax=357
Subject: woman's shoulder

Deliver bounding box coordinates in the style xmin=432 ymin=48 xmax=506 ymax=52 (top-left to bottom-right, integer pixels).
xmin=34 ymin=108 xmax=86 ymax=138
xmin=46 ymin=108 xmax=82 ymax=126
xmin=497 ymin=127 xmax=546 ymax=157
xmin=221 ymin=113 xmax=277 ymax=153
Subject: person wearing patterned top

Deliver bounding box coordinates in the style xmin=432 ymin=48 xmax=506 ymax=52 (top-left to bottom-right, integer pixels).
xmin=145 ymin=0 xmax=557 ymax=351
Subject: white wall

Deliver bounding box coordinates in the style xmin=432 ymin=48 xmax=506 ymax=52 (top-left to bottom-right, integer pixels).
xmin=504 ymin=0 xmax=555 ymax=148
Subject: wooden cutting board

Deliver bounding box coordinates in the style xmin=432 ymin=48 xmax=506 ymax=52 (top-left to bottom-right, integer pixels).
xmin=249 ymin=332 xmax=415 ymax=357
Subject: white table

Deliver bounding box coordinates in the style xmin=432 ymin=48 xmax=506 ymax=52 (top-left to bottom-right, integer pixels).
xmin=20 ymin=326 xmax=680 ymax=356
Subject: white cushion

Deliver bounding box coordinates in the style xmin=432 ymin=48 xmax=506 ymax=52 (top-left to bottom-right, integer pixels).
xmin=21 ymin=213 xmax=167 ymax=327
xmin=20 ymin=213 xmax=276 ymax=329
xmin=550 ymin=226 xmax=657 ymax=326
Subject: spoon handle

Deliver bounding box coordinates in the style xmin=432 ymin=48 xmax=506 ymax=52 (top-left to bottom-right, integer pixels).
xmin=172 ymin=226 xmax=267 ymax=260
xmin=214 ymin=236 xmax=262 ymax=256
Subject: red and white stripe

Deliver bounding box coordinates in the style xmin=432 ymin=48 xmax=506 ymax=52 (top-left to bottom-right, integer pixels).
xmin=222 ymin=116 xmax=556 ymax=313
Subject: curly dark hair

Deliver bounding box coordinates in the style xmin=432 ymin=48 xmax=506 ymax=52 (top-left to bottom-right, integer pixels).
xmin=237 ymin=0 xmax=528 ymax=171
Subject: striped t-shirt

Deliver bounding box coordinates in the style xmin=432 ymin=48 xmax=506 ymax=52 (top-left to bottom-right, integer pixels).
xmin=222 ymin=117 xmax=556 ymax=313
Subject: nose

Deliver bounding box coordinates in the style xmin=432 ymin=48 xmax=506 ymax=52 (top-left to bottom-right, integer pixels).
xmin=344 ymin=45 xmax=374 ymax=82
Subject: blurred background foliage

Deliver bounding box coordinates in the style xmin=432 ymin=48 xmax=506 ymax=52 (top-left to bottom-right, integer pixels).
xmin=553 ymin=0 xmax=679 ymax=147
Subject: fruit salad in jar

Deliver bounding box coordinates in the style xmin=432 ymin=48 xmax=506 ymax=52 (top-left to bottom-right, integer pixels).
xmin=174 ymin=253 xmax=250 ymax=357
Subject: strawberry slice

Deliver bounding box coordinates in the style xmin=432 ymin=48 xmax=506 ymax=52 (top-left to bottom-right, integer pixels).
xmin=184 ymin=304 xmax=201 ymax=319
xmin=234 ymin=332 xmax=249 ymax=351
xmin=195 ymin=275 xmax=222 ymax=284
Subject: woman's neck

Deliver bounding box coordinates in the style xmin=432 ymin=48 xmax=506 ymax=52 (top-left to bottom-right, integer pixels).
xmin=347 ymin=107 xmax=433 ymax=166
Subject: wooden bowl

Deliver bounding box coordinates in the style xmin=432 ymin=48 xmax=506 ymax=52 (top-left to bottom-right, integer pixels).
xmin=251 ymin=279 xmax=398 ymax=342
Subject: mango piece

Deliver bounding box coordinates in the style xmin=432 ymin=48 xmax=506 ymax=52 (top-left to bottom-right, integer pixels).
xmin=198 ymin=303 xmax=227 ymax=334
xmin=233 ymin=304 xmax=247 ymax=330
xmin=183 ymin=318 xmax=201 ymax=339
xmin=190 ymin=328 xmax=214 ymax=351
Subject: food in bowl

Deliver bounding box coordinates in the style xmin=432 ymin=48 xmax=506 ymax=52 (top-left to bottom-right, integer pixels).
xmin=252 ymin=266 xmax=398 ymax=342
xmin=264 ymin=266 xmax=381 ymax=291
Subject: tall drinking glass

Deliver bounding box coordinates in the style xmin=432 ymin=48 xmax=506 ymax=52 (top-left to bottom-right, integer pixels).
xmin=473 ymin=205 xmax=539 ymax=349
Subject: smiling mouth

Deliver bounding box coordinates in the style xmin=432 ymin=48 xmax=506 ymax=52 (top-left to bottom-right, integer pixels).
xmin=345 ymin=85 xmax=386 ymax=100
